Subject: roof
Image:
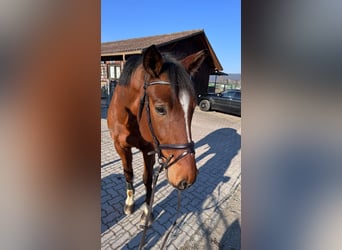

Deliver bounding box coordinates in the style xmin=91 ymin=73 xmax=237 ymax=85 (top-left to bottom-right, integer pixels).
xmin=101 ymin=29 xmax=223 ymax=71
xmin=102 ymin=30 xmax=203 ymax=54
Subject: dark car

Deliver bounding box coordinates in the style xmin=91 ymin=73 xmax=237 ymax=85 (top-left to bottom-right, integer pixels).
xmin=198 ymin=89 xmax=241 ymax=116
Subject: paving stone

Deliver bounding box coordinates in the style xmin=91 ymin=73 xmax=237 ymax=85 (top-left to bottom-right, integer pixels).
xmin=101 ymin=108 xmax=241 ymax=249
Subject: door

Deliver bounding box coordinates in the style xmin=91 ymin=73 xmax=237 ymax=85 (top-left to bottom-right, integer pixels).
xmin=212 ymin=92 xmax=230 ymax=112
xmin=230 ymin=91 xmax=241 ymax=113
xmin=217 ymin=91 xmax=235 ymax=112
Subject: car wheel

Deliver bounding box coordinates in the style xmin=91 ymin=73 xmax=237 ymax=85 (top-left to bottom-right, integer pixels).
xmin=199 ymin=100 xmax=210 ymax=111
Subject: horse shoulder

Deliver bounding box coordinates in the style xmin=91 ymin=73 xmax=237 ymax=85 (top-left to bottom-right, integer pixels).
xmin=107 ymin=84 xmax=142 ymax=147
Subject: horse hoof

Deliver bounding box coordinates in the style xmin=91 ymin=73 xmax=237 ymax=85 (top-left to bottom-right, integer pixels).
xmin=139 ymin=211 xmax=154 ymax=228
xmin=124 ymin=204 xmax=134 ymax=215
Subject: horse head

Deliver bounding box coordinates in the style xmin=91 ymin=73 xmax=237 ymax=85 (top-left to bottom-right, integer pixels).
xmin=139 ymin=45 xmax=206 ymax=190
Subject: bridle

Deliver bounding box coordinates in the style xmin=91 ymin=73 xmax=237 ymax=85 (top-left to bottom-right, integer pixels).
xmin=138 ymin=76 xmax=195 ymax=170
xmin=138 ymin=76 xmax=196 ymax=249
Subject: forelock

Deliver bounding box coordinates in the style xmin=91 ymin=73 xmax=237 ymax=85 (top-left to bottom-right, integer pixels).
xmin=160 ymin=54 xmax=195 ymax=99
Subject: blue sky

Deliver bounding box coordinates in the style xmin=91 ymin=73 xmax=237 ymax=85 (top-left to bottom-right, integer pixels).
xmin=101 ymin=0 xmax=241 ymax=73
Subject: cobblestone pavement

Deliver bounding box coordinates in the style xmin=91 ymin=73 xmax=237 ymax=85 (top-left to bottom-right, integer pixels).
xmin=101 ymin=106 xmax=241 ymax=250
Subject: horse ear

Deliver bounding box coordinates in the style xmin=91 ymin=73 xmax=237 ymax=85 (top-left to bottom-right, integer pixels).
xmin=181 ymin=50 xmax=207 ymax=76
xmin=143 ymin=45 xmax=163 ymax=78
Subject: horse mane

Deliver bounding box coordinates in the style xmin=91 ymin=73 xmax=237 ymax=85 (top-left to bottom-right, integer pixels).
xmin=118 ymin=55 xmax=142 ymax=86
xmin=118 ymin=53 xmax=196 ymax=98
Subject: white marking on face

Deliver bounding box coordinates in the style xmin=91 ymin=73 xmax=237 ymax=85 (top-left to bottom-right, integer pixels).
xmin=179 ymin=89 xmax=191 ymax=142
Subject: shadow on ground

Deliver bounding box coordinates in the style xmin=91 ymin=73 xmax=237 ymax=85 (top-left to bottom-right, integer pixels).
xmin=125 ymin=127 xmax=241 ymax=249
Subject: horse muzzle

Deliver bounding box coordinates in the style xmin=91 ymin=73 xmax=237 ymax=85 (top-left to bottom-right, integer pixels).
xmin=165 ymin=154 xmax=198 ymax=190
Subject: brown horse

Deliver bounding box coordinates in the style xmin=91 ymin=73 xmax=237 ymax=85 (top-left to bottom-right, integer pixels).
xmin=107 ymin=45 xmax=206 ymax=225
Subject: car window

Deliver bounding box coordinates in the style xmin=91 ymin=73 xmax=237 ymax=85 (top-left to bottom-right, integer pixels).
xmin=234 ymin=91 xmax=241 ymax=99
xmin=222 ymin=91 xmax=234 ymax=98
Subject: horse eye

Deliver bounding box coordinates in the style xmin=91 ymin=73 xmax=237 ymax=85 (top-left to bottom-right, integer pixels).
xmin=155 ymin=106 xmax=167 ymax=115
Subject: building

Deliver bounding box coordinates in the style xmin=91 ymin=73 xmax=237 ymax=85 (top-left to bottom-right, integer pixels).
xmin=101 ymin=29 xmax=224 ymax=97
xmin=208 ymin=73 xmax=241 ymax=93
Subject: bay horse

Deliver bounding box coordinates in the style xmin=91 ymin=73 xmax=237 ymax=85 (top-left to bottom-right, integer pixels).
xmin=107 ymin=45 xmax=206 ymax=226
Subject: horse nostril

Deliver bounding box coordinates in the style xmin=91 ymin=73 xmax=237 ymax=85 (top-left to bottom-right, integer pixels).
xmin=178 ymin=180 xmax=190 ymax=190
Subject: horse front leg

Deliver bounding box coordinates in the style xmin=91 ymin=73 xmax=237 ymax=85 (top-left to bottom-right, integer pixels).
xmin=114 ymin=142 xmax=134 ymax=215
xmin=140 ymin=147 xmax=155 ymax=227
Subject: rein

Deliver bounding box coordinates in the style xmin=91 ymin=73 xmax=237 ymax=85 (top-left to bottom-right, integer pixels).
xmin=138 ymin=160 xmax=181 ymax=250
xmin=138 ymin=77 xmax=195 ymax=249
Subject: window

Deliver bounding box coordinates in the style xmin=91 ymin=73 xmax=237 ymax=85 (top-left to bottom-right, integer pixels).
xmin=222 ymin=91 xmax=234 ymax=98
xmin=101 ymin=63 xmax=107 ymax=81
xmin=234 ymin=91 xmax=241 ymax=99
xmin=108 ymin=64 xmax=121 ymax=80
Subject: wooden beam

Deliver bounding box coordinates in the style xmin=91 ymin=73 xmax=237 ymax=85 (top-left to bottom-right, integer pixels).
xmin=101 ymin=50 xmax=142 ymax=57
